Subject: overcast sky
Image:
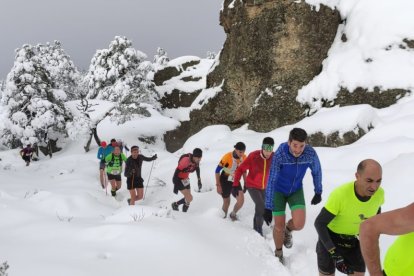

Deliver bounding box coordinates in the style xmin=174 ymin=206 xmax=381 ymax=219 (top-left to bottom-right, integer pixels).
xmin=0 ymin=0 xmax=225 ymax=78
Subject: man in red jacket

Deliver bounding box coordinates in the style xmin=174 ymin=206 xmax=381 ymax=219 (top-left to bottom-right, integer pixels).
xmin=233 ymin=137 xmax=274 ymax=235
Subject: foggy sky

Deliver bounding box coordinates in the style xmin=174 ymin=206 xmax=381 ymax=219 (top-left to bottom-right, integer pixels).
xmin=0 ymin=0 xmax=225 ymax=78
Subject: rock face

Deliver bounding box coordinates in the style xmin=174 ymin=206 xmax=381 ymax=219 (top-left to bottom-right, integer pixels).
xmin=163 ymin=0 xmax=411 ymax=152
xmin=165 ymin=0 xmax=341 ymax=152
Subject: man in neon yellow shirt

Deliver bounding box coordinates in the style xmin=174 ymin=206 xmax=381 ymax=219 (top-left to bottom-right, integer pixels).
xmin=314 ymin=159 xmax=384 ymax=275
xmin=359 ymin=202 xmax=414 ymax=276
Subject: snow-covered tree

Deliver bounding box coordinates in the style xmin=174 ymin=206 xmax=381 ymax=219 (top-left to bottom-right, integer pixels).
xmin=1 ymin=44 xmax=72 ymax=149
xmin=153 ymin=47 xmax=169 ymax=67
xmin=85 ymin=36 xmax=159 ymax=123
xmin=36 ymin=40 xmax=80 ymax=100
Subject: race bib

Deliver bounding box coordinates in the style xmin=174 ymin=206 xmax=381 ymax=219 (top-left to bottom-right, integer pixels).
xmin=111 ymin=170 xmax=120 ymax=175
xmin=228 ymin=174 xmax=234 ymax=182
xmin=181 ymin=178 xmax=190 ymax=187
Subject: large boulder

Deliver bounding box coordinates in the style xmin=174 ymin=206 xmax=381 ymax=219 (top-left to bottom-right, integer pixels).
xmin=165 ymin=0 xmax=340 ymax=151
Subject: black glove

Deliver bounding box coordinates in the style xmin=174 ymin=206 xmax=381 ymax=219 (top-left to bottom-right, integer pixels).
xmin=231 ymin=187 xmax=239 ymax=197
xmin=152 ymin=154 xmax=157 ymax=160
xmin=263 ymin=209 xmax=273 ymax=226
xmin=330 ymin=249 xmax=354 ymax=274
xmin=198 ymin=179 xmax=202 ymax=190
xmin=311 ymin=193 xmax=322 ymax=205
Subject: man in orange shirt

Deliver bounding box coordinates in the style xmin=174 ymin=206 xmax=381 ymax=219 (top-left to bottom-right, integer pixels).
xmin=215 ymin=142 xmax=247 ymax=220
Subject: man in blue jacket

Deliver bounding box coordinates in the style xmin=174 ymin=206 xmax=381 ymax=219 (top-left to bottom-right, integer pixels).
xmin=264 ymin=128 xmax=322 ymax=264
xmin=97 ymin=140 xmax=114 ymax=188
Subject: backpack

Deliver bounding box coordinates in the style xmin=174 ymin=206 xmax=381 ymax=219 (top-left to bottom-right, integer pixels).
xmin=108 ymin=154 xmax=123 ymax=167
xmin=178 ymin=153 xmax=191 ymax=163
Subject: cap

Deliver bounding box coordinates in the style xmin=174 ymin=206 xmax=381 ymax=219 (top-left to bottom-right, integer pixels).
xmin=234 ymin=142 xmax=246 ymax=151
xmin=193 ymin=148 xmax=203 ymax=158
xmin=101 ymin=141 xmax=107 ymax=147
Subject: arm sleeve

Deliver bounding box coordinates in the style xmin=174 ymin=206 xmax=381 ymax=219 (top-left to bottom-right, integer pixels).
xmin=310 ymin=149 xmax=323 ymax=194
xmin=141 ymin=155 xmax=153 ymax=162
xmin=314 ymin=207 xmax=336 ymax=251
xmin=196 ymin=166 xmax=200 ymax=179
xmin=215 ymin=165 xmax=223 ymax=174
xmin=233 ymin=154 xmax=251 ymax=187
xmin=265 ymin=146 xmax=282 ymax=210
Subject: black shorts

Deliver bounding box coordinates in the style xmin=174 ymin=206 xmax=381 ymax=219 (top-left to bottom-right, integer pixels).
xmin=99 ymin=160 xmax=105 ymax=170
xmin=107 ymin=173 xmax=121 ymax=181
xmin=173 ymin=176 xmax=190 ymax=194
xmin=220 ymin=174 xmax=233 ymax=199
xmin=127 ymin=176 xmax=144 ymax=190
xmin=316 ymin=232 xmax=365 ymax=274
xmin=22 ymin=155 xmax=31 ymax=162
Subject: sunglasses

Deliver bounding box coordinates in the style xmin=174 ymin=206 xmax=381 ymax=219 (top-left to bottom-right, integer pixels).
xmin=262 ymin=144 xmax=274 ymax=151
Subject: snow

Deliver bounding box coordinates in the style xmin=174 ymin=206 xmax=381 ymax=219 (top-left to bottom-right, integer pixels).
xmin=298 ymin=0 xmax=414 ymax=112
xmin=1 ymin=92 xmax=414 ymax=275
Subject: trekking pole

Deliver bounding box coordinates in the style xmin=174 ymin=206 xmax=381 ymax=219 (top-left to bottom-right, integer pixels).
xmin=143 ymin=160 xmax=155 ymax=200
xmin=104 ymin=169 xmax=108 ymax=196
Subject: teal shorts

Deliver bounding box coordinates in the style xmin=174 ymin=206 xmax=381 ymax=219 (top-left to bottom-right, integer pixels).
xmin=272 ymin=188 xmax=305 ymax=216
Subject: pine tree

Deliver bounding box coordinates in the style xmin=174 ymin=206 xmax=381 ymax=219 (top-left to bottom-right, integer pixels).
xmin=85 ymin=36 xmax=159 ymax=123
xmin=153 ymin=47 xmax=169 ymax=68
xmin=36 ymin=40 xmax=80 ymax=100
xmin=1 ymin=44 xmax=72 ymax=148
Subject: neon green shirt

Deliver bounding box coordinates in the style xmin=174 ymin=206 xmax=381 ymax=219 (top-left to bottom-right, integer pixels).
xmin=384 ymin=232 xmax=414 ymax=276
xmin=325 ymin=181 xmax=384 ymax=235
xmin=105 ymin=153 xmax=127 ymax=175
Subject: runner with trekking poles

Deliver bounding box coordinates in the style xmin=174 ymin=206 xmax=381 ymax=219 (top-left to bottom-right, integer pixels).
xmin=124 ymin=145 xmax=157 ymax=205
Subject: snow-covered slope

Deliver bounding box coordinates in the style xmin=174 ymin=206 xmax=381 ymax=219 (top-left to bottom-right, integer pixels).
xmin=1 ymin=94 xmax=414 ymax=275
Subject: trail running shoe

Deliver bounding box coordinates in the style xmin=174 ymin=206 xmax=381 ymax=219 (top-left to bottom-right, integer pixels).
xmin=171 ymin=202 xmax=179 ymax=211
xmin=275 ymin=249 xmax=285 ymax=265
xmin=229 ymin=212 xmax=238 ymax=221
xmin=284 ymin=226 xmax=293 ymax=248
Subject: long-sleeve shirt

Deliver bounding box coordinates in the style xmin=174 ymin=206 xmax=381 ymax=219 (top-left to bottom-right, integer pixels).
xmin=233 ymin=150 xmax=273 ymax=190
xmin=97 ymin=146 xmax=113 ymax=160
xmin=265 ymin=142 xmax=322 ymax=210
xmin=124 ymin=155 xmax=154 ymax=178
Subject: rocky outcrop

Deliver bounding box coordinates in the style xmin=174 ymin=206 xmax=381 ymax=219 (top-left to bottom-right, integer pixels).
xmin=163 ymin=0 xmax=411 ymax=152
xmin=165 ymin=0 xmax=341 ymax=151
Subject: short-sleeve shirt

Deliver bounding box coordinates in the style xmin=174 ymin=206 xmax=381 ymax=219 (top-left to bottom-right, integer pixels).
xmin=325 ymin=181 xmax=384 ymax=235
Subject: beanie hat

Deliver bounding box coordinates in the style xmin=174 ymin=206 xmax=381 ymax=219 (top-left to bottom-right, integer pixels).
xmin=234 ymin=142 xmax=246 ymax=151
xmin=193 ymin=148 xmax=203 ymax=158
xmin=101 ymin=141 xmax=107 ymax=147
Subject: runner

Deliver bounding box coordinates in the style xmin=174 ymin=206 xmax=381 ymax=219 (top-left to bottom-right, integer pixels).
xmin=171 ymin=148 xmax=202 ymax=212
xmin=124 ymin=146 xmax=157 ymax=205
xmin=264 ymin=128 xmax=323 ymax=264
xmin=314 ymin=159 xmax=384 ymax=275
xmin=105 ymin=146 xmax=127 ymax=197
xmin=360 ymin=202 xmax=414 ymax=276
xmin=215 ymin=142 xmax=247 ymax=220
xmin=20 ymin=144 xmax=33 ymax=166
xmin=233 ymin=137 xmax=274 ymax=234
xmin=97 ymin=141 xmax=113 ymax=188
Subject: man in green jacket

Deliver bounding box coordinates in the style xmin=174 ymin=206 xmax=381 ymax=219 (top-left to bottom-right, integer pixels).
xmin=105 ymin=146 xmax=127 ymax=196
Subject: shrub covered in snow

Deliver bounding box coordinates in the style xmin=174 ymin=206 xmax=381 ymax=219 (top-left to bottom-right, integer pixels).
xmin=0 ymin=44 xmax=72 ymax=148
xmin=85 ymin=36 xmax=159 ymax=124
xmin=36 ymin=40 xmax=81 ymax=100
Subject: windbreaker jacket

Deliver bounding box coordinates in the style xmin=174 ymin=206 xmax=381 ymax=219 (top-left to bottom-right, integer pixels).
xmin=265 ymin=142 xmax=322 ymax=210
xmin=233 ymin=150 xmax=273 ymax=190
